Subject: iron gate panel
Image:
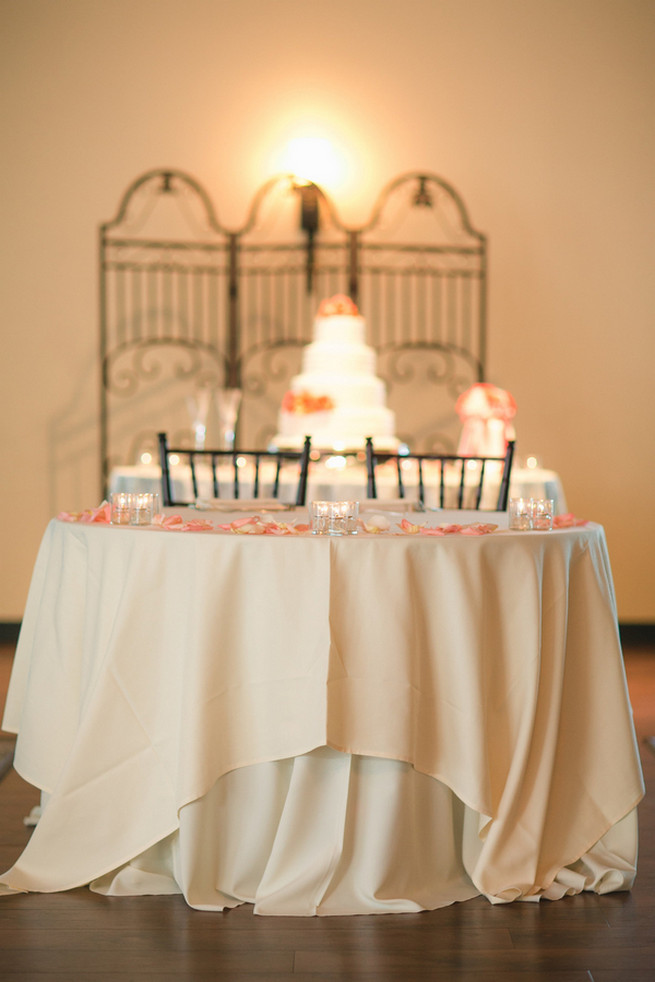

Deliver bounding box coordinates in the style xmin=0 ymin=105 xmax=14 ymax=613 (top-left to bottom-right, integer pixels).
xmin=100 ymin=169 xmax=486 ymax=491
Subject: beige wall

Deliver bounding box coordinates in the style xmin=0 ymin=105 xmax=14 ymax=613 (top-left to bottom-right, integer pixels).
xmin=1 ymin=0 xmax=654 ymax=622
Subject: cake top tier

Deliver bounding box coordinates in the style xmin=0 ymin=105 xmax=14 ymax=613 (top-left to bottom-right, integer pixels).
xmin=317 ymin=294 xmax=359 ymax=317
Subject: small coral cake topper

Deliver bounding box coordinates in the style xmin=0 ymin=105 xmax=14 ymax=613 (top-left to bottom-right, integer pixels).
xmin=318 ymin=294 xmax=359 ymax=317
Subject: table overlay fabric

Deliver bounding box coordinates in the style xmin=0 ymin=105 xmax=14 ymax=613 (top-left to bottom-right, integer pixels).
xmin=0 ymin=511 xmax=644 ymax=914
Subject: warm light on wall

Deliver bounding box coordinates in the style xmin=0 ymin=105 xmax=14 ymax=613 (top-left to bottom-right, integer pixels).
xmin=270 ymin=133 xmax=349 ymax=193
xmin=287 ymin=136 xmax=343 ymax=186
xmin=256 ymin=105 xmax=388 ymax=224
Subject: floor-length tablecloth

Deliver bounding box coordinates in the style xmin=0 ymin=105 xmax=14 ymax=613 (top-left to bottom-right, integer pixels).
xmin=0 ymin=511 xmax=644 ymax=913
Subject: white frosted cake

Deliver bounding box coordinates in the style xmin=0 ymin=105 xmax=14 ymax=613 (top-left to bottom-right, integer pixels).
xmin=273 ymin=295 xmax=398 ymax=451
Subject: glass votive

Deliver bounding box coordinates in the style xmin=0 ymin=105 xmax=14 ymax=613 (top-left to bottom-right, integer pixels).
xmin=509 ymin=497 xmax=532 ymax=531
xmin=131 ymin=491 xmax=158 ymax=526
xmin=345 ymin=500 xmax=359 ymax=535
xmin=110 ymin=492 xmax=134 ymax=525
xmin=330 ymin=500 xmax=359 ymax=535
xmin=311 ymin=501 xmax=332 ymax=535
xmin=311 ymin=500 xmax=359 ymax=535
xmin=530 ymin=497 xmax=554 ymax=531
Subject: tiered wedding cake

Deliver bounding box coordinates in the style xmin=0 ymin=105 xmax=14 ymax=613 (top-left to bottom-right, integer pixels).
xmin=273 ymin=295 xmax=398 ymax=451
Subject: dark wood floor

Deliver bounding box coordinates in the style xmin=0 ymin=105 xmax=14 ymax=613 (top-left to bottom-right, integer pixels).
xmin=1 ymin=640 xmax=654 ymax=981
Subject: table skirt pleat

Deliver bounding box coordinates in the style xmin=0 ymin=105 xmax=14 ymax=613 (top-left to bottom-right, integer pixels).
xmin=88 ymin=749 xmax=637 ymax=916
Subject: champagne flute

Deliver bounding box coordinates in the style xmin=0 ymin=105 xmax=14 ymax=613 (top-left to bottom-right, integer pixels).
xmin=215 ymin=388 xmax=242 ymax=451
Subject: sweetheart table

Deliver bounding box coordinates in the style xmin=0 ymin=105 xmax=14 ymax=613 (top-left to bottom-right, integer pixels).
xmin=0 ymin=508 xmax=643 ymax=915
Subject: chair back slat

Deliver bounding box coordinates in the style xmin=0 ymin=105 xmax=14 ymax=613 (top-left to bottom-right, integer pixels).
xmin=252 ymin=455 xmax=260 ymax=499
xmin=272 ymin=458 xmax=281 ymax=498
xmin=159 ymin=439 xmax=174 ymax=507
xmin=396 ymin=458 xmax=405 ymax=499
xmin=474 ymin=460 xmax=486 ymax=509
xmin=417 ymin=459 xmax=425 ymax=505
xmin=295 ymin=443 xmax=310 ymax=507
xmin=365 ymin=438 xmax=516 ymax=512
xmin=188 ymin=455 xmax=199 ymax=500
xmin=157 ymin=434 xmax=311 ymax=507
xmin=456 ymin=460 xmax=465 ymax=508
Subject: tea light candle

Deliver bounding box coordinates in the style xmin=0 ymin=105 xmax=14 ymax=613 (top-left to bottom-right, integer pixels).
xmin=310 ymin=501 xmax=331 ymax=535
xmin=310 ymin=500 xmax=359 ymax=535
xmin=110 ymin=492 xmax=134 ymax=526
xmin=509 ymin=497 xmax=532 ymax=531
xmin=530 ymin=498 xmax=554 ymax=531
xmin=131 ymin=492 xmax=158 ymax=526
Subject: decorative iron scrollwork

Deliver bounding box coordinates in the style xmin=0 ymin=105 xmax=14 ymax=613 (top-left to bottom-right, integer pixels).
xmin=100 ymin=168 xmax=487 ymax=491
xmin=379 ymin=343 xmax=480 ymax=398
xmin=104 ymin=338 xmax=226 ymax=398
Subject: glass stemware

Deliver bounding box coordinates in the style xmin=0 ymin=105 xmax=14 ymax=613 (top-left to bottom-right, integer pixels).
xmin=186 ymin=386 xmax=214 ymax=451
xmin=215 ymin=388 xmax=242 ymax=451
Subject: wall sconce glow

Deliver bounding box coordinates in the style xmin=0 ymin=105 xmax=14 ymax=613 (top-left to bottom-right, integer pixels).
xmin=278 ymin=136 xmax=345 ymax=190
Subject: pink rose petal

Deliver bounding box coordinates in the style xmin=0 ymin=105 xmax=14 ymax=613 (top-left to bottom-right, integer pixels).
xmin=399 ymin=518 xmax=422 ymax=534
xmin=57 ymin=502 xmax=111 ymax=525
xmin=362 ymin=514 xmax=391 ymax=533
xmin=231 ymin=515 xmax=261 ymax=528
xmin=553 ymin=514 xmax=589 ymax=528
xmin=460 ymin=522 xmax=497 ymax=535
xmin=181 ymin=519 xmax=214 ymax=531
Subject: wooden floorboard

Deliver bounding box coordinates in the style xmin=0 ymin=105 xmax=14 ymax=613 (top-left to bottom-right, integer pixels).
xmin=1 ymin=640 xmax=654 ymax=981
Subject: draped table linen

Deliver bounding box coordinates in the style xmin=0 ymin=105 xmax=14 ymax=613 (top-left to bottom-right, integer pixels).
xmin=0 ymin=510 xmax=643 ymax=913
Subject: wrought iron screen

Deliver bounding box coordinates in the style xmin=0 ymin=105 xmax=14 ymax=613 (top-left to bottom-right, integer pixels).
xmin=100 ymin=168 xmax=486 ymax=490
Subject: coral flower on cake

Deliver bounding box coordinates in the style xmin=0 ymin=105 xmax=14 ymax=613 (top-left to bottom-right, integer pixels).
xmin=317 ymin=294 xmax=359 ymax=317
xmin=281 ymin=390 xmax=334 ymax=414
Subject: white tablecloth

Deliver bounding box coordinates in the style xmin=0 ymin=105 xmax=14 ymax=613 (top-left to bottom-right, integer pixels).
xmin=110 ymin=461 xmax=568 ymax=513
xmin=0 ymin=510 xmax=643 ymax=914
